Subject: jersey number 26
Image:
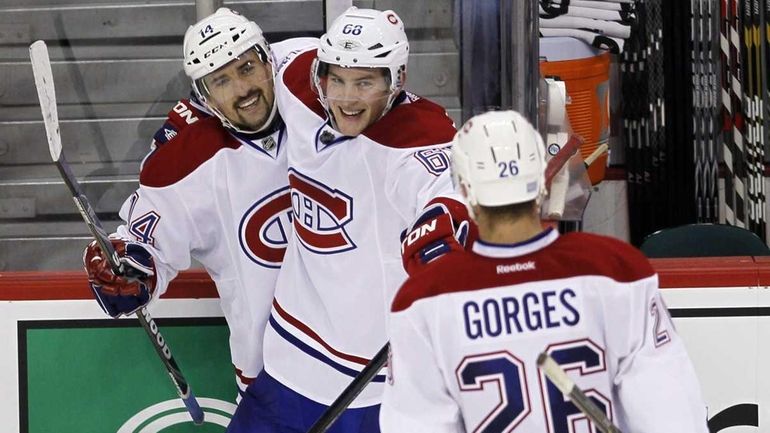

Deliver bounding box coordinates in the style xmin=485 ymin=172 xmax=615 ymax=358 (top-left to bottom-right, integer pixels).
xmin=456 ymin=339 xmax=612 ymax=433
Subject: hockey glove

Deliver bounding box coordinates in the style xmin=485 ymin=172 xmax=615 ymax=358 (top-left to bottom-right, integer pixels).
xmin=400 ymin=202 xmax=470 ymax=275
xmin=83 ymin=237 xmax=157 ymax=318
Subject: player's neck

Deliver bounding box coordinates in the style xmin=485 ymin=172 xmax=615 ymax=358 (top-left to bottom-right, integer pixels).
xmin=477 ymin=212 xmax=545 ymax=245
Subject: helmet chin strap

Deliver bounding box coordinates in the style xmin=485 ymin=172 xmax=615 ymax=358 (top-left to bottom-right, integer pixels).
xmin=376 ymin=89 xmax=400 ymax=121
xmin=461 ymin=181 xmax=478 ymax=221
xmin=249 ymin=98 xmax=279 ymax=134
xmin=372 ymin=71 xmax=404 ymax=124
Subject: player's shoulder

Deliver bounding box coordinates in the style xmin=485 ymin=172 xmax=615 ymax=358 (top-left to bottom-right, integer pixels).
xmin=363 ymin=92 xmax=457 ymax=149
xmin=272 ymin=37 xmax=318 ymax=74
xmin=279 ymin=45 xmax=324 ymax=117
xmin=166 ymin=97 xmax=208 ymax=122
xmin=391 ymin=252 xmax=477 ymax=313
xmin=554 ymin=231 xmax=655 ymax=281
xmin=391 ymin=232 xmax=655 ymax=313
xmin=152 ymin=97 xmax=211 ymax=145
xmin=140 ymin=117 xmax=240 ymax=188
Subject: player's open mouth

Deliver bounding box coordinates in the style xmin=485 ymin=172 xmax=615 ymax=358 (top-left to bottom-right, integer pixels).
xmin=340 ymin=108 xmax=364 ymax=117
xmin=237 ymin=94 xmax=261 ymax=110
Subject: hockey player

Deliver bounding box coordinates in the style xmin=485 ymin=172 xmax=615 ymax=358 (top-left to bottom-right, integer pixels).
xmin=83 ymin=8 xmax=312 ymax=395
xmin=379 ymin=110 xmax=709 ymax=433
xmin=225 ymin=7 xmax=471 ymax=433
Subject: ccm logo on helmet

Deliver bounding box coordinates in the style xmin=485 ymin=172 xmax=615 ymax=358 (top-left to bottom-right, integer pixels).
xmin=288 ymin=168 xmax=356 ymax=254
xmin=239 ymin=186 xmax=293 ymax=268
xmin=204 ymin=41 xmax=229 ymax=58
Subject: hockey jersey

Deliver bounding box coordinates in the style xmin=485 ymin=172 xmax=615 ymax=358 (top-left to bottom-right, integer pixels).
xmin=262 ymin=42 xmax=463 ymax=406
xmin=380 ymin=228 xmax=709 ymax=433
xmin=115 ymin=39 xmax=308 ymax=390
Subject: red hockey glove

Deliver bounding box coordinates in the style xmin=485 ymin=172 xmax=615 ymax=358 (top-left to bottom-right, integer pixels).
xmin=83 ymin=237 xmax=157 ymax=318
xmin=400 ymin=201 xmax=471 ymax=275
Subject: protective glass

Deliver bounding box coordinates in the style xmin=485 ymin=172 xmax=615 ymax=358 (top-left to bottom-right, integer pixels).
xmin=315 ymin=63 xmax=392 ymax=106
xmin=196 ymin=48 xmax=275 ymax=132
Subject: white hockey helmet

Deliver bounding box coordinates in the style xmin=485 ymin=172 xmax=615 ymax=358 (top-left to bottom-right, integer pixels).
xmin=312 ymin=7 xmax=409 ymax=116
xmin=183 ymin=7 xmax=277 ymax=133
xmin=451 ymin=110 xmax=547 ymax=208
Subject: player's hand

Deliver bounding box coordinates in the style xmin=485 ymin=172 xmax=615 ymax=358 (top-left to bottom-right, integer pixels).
xmin=83 ymin=237 xmax=157 ymax=318
xmin=400 ymin=203 xmax=470 ymax=275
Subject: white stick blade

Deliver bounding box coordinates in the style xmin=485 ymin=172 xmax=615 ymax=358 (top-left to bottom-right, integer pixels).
xmin=537 ymin=352 xmax=574 ymax=395
xmin=29 ymin=40 xmax=62 ymax=162
xmin=585 ymin=143 xmax=609 ymax=168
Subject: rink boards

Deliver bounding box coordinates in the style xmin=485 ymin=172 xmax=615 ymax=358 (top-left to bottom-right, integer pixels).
xmin=0 ymin=258 xmax=768 ymax=432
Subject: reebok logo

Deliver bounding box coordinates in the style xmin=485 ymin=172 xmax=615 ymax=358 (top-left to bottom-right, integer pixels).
xmin=496 ymin=261 xmax=536 ymax=274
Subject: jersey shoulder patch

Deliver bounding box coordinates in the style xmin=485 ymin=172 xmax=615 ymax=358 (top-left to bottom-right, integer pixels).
xmin=152 ymin=122 xmax=180 ymax=145
xmin=364 ymin=96 xmax=456 ymax=149
xmin=140 ymin=117 xmax=241 ymax=188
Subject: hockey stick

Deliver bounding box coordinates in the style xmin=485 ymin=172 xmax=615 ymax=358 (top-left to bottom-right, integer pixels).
xmin=538 ymin=352 xmax=622 ymax=433
xmin=584 ymin=142 xmax=609 ymax=169
xmin=307 ymin=136 xmax=588 ymax=433
xmin=29 ymin=40 xmax=204 ymax=426
xmin=307 ymin=344 xmax=389 ymax=433
xmin=544 ymin=133 xmax=585 ymax=189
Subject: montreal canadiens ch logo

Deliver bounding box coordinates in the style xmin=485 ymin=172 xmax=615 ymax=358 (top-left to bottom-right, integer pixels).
xmin=288 ymin=168 xmax=356 ymax=254
xmin=239 ymin=186 xmax=293 ymax=268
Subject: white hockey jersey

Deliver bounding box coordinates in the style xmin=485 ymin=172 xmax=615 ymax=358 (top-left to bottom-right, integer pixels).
xmin=380 ymin=228 xmax=709 ymax=433
xmin=114 ymin=40 xmax=307 ymax=390
xmin=262 ymin=42 xmax=463 ymax=406
xmin=118 ymin=115 xmax=289 ymax=390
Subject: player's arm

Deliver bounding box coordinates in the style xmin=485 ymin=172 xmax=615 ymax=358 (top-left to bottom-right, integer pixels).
xmin=84 ymin=184 xmax=202 ymax=318
xmin=610 ymin=276 xmax=709 ymax=433
xmin=380 ymin=300 xmax=464 ymax=433
xmin=388 ymin=146 xmax=475 ymax=275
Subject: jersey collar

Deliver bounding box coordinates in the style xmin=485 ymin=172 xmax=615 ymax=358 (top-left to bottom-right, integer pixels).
xmin=230 ymin=122 xmax=285 ymax=160
xmin=472 ymin=227 xmax=559 ymax=258
xmin=315 ymin=120 xmax=353 ymax=152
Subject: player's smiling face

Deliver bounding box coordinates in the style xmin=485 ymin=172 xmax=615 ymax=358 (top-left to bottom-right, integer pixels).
xmin=202 ymin=49 xmax=274 ymax=131
xmin=324 ymin=65 xmax=391 ymax=136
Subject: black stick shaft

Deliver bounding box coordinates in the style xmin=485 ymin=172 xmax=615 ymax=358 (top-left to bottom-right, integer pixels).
xmin=54 ymin=154 xmax=204 ymax=425
xmin=307 ymin=344 xmax=389 ymax=433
